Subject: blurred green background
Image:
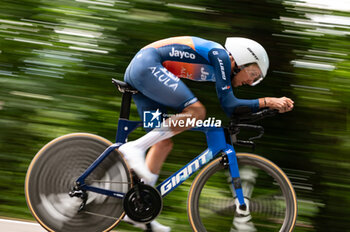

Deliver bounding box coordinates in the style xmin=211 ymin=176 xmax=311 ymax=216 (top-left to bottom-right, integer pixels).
xmin=0 ymin=0 xmax=349 ymax=231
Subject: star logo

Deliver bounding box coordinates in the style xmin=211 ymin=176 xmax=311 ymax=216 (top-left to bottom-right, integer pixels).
xmin=143 ymin=109 xmax=162 ymax=128
xmin=150 ymin=109 xmax=162 ymax=121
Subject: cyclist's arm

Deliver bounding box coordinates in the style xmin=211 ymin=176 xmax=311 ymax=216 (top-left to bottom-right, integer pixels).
xmin=261 ymin=97 xmax=294 ymax=113
xmin=209 ymin=48 xmax=259 ymax=116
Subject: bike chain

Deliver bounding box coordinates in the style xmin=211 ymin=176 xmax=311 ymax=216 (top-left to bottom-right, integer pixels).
xmin=82 ymin=175 xmax=156 ymax=230
xmin=82 ymin=210 xmax=121 ymax=220
xmin=85 ymin=179 xmax=132 ymax=184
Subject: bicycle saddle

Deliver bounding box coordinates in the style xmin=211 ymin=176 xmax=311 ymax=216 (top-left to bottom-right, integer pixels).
xmin=112 ymin=78 xmax=138 ymax=94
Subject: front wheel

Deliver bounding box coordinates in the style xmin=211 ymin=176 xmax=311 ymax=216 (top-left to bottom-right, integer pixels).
xmin=25 ymin=133 xmax=132 ymax=232
xmin=188 ymin=153 xmax=297 ymax=232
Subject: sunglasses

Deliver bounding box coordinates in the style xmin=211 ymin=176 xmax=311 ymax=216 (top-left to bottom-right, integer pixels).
xmin=241 ymin=64 xmax=264 ymax=86
xmin=232 ymin=62 xmax=264 ymax=86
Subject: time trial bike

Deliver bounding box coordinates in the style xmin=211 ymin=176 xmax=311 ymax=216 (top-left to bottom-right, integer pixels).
xmin=25 ymin=78 xmax=297 ymax=232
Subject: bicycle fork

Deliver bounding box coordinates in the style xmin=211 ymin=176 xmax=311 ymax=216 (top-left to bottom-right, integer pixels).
xmin=224 ymin=147 xmax=247 ymax=212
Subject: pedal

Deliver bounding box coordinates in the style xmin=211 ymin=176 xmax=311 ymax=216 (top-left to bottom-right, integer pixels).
xmin=131 ymin=170 xmax=142 ymax=184
xmin=145 ymin=223 xmax=153 ymax=232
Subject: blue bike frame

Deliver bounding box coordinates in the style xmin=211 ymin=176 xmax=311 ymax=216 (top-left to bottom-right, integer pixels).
xmin=75 ymin=118 xmax=246 ymax=207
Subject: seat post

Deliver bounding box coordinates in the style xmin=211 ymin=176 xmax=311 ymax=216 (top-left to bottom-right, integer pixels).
xmin=120 ymin=92 xmax=132 ymax=119
xmin=112 ymin=78 xmax=137 ymax=120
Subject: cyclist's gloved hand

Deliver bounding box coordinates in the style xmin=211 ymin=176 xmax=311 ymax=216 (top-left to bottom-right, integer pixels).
xmin=264 ymin=97 xmax=294 ymax=113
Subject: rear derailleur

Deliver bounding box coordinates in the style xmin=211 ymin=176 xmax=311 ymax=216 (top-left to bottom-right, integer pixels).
xmin=69 ymin=185 xmax=88 ymax=212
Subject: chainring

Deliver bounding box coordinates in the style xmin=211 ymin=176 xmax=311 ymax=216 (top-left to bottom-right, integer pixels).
xmin=123 ymin=183 xmax=163 ymax=223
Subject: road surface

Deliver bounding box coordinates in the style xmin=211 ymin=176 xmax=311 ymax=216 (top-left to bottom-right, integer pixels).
xmin=0 ymin=218 xmax=46 ymax=232
xmin=0 ymin=218 xmax=130 ymax=231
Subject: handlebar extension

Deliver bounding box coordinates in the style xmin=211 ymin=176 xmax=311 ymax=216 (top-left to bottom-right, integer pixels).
xmin=229 ymin=107 xmax=278 ymax=150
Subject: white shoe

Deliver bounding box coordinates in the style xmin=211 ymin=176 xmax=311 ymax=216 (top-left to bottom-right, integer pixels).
xmin=123 ymin=215 xmax=171 ymax=232
xmin=118 ymin=142 xmax=155 ymax=183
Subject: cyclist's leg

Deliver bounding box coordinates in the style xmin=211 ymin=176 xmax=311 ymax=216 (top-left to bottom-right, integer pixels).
xmin=131 ymin=91 xmax=171 ymax=179
xmin=120 ymin=48 xmax=204 ymax=232
xmin=132 ymin=92 xmax=196 ymax=176
xmin=120 ymin=48 xmax=205 ymax=182
xmin=119 ymin=81 xmax=172 ymax=232
xmin=146 ymin=138 xmax=173 ymax=175
xmin=131 ymin=92 xmax=205 ymax=178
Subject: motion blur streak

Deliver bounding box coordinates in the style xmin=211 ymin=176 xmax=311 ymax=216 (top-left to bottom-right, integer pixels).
xmin=0 ymin=0 xmax=349 ymax=231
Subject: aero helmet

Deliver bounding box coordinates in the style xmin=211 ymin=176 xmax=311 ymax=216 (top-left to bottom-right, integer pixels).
xmin=225 ymin=37 xmax=269 ymax=86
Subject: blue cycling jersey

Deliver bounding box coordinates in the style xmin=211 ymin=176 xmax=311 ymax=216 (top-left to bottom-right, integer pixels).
xmin=124 ymin=36 xmax=259 ymax=117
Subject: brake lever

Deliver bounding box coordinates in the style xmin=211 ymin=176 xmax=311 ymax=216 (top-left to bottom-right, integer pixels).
xmin=249 ymin=126 xmax=264 ymax=140
xmin=229 ymin=109 xmax=276 ymax=151
xmin=235 ymin=140 xmax=256 ymax=151
xmin=237 ymin=109 xmax=278 ymax=123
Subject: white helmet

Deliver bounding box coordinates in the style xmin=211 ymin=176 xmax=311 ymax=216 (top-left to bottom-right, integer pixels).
xmin=225 ymin=37 xmax=269 ymax=85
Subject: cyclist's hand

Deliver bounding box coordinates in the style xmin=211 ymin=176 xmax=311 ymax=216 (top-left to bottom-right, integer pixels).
xmin=266 ymin=97 xmax=294 ymax=113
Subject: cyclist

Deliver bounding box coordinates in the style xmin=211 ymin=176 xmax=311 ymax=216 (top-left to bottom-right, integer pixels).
xmin=119 ymin=36 xmax=294 ymax=231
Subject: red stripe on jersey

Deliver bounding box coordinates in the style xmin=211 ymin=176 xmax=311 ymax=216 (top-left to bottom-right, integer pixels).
xmin=162 ymin=61 xmax=196 ymax=80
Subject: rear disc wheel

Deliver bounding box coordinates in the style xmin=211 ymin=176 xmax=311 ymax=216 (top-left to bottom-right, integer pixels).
xmin=25 ymin=133 xmax=132 ymax=232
